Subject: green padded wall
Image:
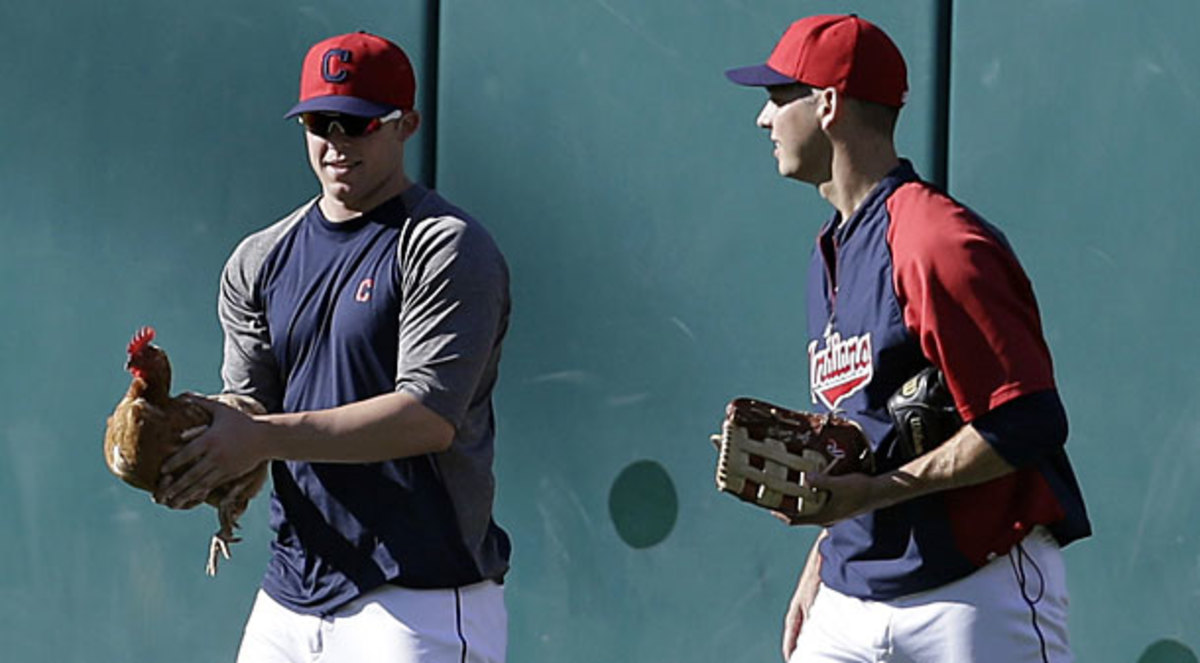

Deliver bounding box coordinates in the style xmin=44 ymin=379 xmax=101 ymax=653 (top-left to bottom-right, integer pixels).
xmin=948 ymin=4 xmax=1200 ymax=661
xmin=0 ymin=2 xmax=429 ymax=661
xmin=4 ymin=0 xmax=1199 ymax=661
xmin=436 ymin=2 xmax=939 ymax=661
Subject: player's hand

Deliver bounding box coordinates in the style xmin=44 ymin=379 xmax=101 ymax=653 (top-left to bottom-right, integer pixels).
xmin=155 ymin=396 xmax=270 ymax=509
xmin=776 ymin=472 xmax=882 ymax=527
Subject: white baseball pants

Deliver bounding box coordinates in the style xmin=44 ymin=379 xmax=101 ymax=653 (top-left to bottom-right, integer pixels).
xmin=235 ymin=580 xmax=506 ymax=663
xmin=790 ymin=526 xmax=1072 ymax=663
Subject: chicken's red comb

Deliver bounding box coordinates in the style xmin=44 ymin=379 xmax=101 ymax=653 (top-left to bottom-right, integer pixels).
xmin=127 ymin=326 xmax=156 ymax=356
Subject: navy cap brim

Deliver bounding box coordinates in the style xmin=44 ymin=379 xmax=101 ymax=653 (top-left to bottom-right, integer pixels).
xmin=284 ymin=95 xmax=398 ymax=119
xmin=724 ymin=64 xmax=798 ymax=87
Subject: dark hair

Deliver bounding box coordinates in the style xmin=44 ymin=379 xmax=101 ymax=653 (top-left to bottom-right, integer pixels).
xmin=851 ymin=98 xmax=900 ymax=137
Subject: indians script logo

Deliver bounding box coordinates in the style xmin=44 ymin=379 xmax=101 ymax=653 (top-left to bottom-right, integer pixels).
xmin=808 ymin=331 xmax=874 ymax=410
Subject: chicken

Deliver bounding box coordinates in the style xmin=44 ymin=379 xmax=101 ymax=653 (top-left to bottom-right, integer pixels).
xmin=104 ymin=326 xmax=268 ymax=575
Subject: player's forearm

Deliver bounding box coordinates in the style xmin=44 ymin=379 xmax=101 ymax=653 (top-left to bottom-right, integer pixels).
xmin=872 ymin=424 xmax=1015 ymax=509
xmin=796 ymin=529 xmax=826 ymax=597
xmin=782 ymin=529 xmax=827 ymax=660
xmin=256 ymin=391 xmax=455 ymax=463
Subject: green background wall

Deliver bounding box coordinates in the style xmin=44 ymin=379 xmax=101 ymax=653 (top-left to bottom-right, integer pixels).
xmin=946 ymin=4 xmax=1200 ymax=661
xmin=0 ymin=1 xmax=1195 ymax=661
xmin=0 ymin=2 xmax=432 ymax=661
xmin=436 ymin=2 xmax=940 ymax=661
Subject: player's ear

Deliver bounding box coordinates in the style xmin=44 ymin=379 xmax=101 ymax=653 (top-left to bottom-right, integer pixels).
xmin=398 ymin=110 xmax=420 ymax=140
xmin=817 ymin=87 xmax=840 ymax=132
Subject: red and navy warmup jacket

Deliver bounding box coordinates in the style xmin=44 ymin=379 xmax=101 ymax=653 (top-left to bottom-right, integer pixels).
xmin=807 ymin=160 xmax=1090 ymax=600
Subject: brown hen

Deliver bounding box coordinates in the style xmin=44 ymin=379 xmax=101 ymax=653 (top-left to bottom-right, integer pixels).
xmin=103 ymin=326 xmax=268 ymax=575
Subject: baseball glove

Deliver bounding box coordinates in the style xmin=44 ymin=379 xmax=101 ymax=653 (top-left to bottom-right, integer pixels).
xmin=715 ymin=398 xmax=874 ymax=518
xmin=886 ymin=366 xmax=962 ymax=461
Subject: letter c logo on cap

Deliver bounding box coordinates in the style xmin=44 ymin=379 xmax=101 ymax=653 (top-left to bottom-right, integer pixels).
xmin=322 ymin=49 xmax=352 ymax=83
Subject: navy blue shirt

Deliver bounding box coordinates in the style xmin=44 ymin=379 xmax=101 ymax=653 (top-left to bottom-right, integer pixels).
xmin=218 ymin=184 xmax=511 ymax=614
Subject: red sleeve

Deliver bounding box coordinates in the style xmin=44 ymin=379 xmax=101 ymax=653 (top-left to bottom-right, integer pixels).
xmin=887 ymin=183 xmax=1056 ymax=421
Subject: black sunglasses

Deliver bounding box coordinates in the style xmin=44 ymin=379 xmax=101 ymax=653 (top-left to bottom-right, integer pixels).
xmin=298 ymin=110 xmax=403 ymax=138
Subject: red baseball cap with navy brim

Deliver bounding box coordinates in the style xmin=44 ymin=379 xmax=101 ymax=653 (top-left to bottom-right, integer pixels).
xmin=284 ymin=31 xmax=416 ymax=118
xmin=725 ymin=14 xmax=908 ymax=108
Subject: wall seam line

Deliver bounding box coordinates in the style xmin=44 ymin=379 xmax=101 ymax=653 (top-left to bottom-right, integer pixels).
xmin=423 ymin=0 xmax=441 ymax=188
xmin=933 ymin=0 xmax=954 ymax=191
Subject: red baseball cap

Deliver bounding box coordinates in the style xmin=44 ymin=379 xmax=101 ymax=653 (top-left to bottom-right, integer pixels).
xmin=284 ymin=31 xmax=416 ymax=118
xmin=725 ymin=14 xmax=908 ymax=108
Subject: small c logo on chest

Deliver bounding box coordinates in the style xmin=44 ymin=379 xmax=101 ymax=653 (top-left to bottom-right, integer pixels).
xmin=354 ymin=278 xmax=374 ymax=303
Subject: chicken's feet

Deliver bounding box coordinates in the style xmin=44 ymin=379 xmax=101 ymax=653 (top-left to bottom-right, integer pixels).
xmin=206 ymin=527 xmax=243 ymax=576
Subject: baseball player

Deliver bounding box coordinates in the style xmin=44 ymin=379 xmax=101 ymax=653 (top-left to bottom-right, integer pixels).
xmin=725 ymin=15 xmax=1091 ymax=662
xmin=155 ymin=32 xmax=511 ymax=663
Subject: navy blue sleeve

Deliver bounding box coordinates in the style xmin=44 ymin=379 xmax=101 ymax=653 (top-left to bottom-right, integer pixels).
xmin=970 ymin=389 xmax=1067 ymax=468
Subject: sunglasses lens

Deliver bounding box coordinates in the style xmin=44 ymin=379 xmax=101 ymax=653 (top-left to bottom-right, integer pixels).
xmin=300 ymin=113 xmax=376 ymax=138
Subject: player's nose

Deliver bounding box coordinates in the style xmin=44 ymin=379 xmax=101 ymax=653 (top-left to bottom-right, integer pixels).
xmin=756 ymin=101 xmax=776 ymax=129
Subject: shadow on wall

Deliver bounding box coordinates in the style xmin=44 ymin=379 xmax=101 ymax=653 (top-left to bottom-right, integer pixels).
xmin=1140 ymin=640 xmax=1198 ymax=663
xmin=607 ymin=460 xmax=678 ymax=549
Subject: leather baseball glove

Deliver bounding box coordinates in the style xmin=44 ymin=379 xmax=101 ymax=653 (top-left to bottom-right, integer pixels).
xmin=886 ymin=366 xmax=962 ymax=461
xmin=715 ymin=398 xmax=874 ymax=518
